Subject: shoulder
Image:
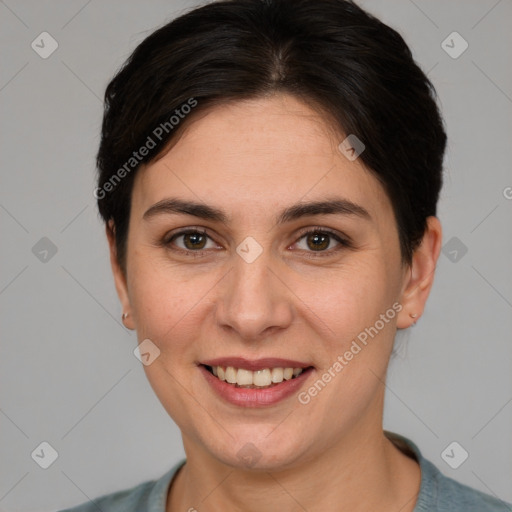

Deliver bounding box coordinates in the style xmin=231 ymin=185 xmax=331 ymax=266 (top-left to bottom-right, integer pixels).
xmin=58 ymin=479 xmax=153 ymax=512
xmin=418 ymin=456 xmax=511 ymax=512
xmin=385 ymin=432 xmax=511 ymax=512
xmin=57 ymin=460 xmax=185 ymax=512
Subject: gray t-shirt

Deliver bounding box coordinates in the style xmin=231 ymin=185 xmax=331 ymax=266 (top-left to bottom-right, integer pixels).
xmin=59 ymin=433 xmax=511 ymax=511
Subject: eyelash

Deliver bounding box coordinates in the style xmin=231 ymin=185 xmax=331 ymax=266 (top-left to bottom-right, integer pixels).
xmin=162 ymin=227 xmax=352 ymax=259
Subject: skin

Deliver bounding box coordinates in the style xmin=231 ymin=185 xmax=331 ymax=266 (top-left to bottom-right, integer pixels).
xmin=107 ymin=93 xmax=442 ymax=511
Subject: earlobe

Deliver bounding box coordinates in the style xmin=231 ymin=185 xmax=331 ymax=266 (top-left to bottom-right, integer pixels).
xmin=396 ymin=216 xmax=442 ymax=329
xmin=106 ymin=221 xmax=135 ymax=330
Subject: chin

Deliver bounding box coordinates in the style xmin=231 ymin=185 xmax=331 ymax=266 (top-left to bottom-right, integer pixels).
xmin=203 ymin=424 xmax=312 ymax=472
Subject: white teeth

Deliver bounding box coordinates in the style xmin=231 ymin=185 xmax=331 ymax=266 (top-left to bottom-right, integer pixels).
xmin=210 ymin=365 xmax=304 ymax=388
xmin=225 ymin=366 xmax=237 ymax=384
xmin=271 ymin=367 xmax=284 ymax=383
xmin=253 ymin=369 xmax=272 ymax=387
xmin=236 ymin=368 xmax=253 ymax=386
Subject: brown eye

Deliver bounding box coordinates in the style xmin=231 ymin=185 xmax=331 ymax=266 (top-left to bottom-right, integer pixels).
xmin=306 ymin=232 xmax=331 ymax=251
xmin=182 ymin=232 xmax=207 ymax=250
xmin=293 ymin=229 xmax=349 ymax=256
xmin=166 ymin=229 xmax=217 ymax=252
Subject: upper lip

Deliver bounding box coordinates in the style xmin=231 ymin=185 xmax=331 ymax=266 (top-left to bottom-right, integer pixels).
xmin=201 ymin=357 xmax=312 ymax=371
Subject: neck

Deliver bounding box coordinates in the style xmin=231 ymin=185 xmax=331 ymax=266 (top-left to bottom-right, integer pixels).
xmin=167 ymin=412 xmax=420 ymax=512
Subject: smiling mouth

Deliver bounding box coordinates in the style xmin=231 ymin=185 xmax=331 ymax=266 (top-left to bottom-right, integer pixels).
xmin=202 ymin=364 xmax=312 ymax=389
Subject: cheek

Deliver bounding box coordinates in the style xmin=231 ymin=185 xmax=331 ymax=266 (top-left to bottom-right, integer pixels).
xmin=126 ymin=256 xmax=221 ymax=426
xmin=295 ymin=257 xmax=401 ymax=403
xmin=127 ymin=251 xmax=221 ymax=352
xmin=301 ymin=257 xmax=399 ymax=340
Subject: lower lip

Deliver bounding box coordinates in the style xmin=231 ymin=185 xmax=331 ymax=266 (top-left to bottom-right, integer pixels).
xmin=199 ymin=365 xmax=313 ymax=408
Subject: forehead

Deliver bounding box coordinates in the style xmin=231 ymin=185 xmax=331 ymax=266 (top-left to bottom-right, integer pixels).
xmin=131 ymin=94 xmax=392 ymax=221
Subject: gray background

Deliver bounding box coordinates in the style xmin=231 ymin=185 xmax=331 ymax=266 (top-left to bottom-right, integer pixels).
xmin=1 ymin=0 xmax=511 ymax=510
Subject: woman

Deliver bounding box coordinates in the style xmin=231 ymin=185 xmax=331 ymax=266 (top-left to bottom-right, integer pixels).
xmin=61 ymin=0 xmax=510 ymax=510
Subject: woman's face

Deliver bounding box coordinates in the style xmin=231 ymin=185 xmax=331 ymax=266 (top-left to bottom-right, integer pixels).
xmin=112 ymin=94 xmax=417 ymax=470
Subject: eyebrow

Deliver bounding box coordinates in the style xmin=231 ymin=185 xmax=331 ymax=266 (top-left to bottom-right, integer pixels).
xmin=143 ymin=197 xmax=371 ymax=224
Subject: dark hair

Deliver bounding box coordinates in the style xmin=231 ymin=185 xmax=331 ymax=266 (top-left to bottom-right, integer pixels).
xmin=96 ymin=0 xmax=446 ymax=272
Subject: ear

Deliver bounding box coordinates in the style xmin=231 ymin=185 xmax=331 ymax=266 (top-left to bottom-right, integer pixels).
xmin=106 ymin=220 xmax=135 ymax=330
xmin=396 ymin=216 xmax=442 ymax=329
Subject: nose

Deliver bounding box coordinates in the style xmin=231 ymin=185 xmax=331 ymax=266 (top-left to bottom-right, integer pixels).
xmin=214 ymin=251 xmax=294 ymax=341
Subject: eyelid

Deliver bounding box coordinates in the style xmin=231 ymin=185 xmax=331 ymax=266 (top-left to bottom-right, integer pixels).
xmin=294 ymin=225 xmax=350 ymax=241
xmin=290 ymin=226 xmax=352 ymax=253
xmin=164 ymin=227 xmax=220 ymax=247
xmin=162 ymin=225 xmax=352 ymax=256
